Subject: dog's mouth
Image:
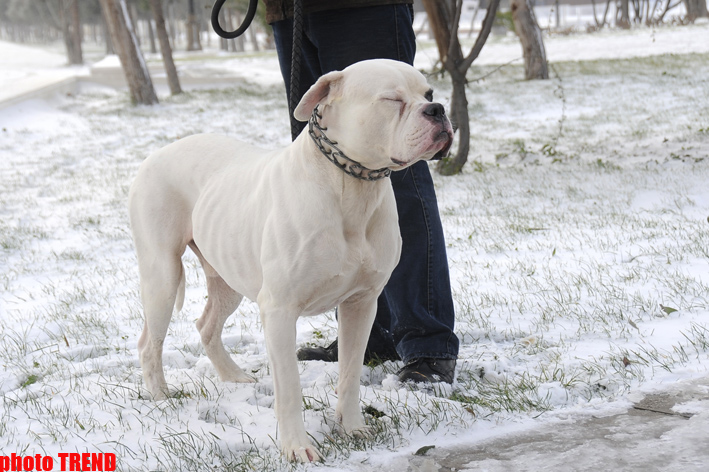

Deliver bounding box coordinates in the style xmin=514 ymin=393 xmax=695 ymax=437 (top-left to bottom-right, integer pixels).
xmin=390 ymin=126 xmax=454 ymax=167
xmin=432 ymin=130 xmax=454 ymax=160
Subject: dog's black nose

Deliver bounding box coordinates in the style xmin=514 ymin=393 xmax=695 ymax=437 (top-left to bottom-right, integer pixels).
xmin=423 ymin=103 xmax=446 ymax=120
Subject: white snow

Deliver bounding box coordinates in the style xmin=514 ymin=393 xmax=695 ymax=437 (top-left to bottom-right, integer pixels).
xmin=0 ymin=40 xmax=87 ymax=107
xmin=1 ymin=22 xmax=709 ymax=471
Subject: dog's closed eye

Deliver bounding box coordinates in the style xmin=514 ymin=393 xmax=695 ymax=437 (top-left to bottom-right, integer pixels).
xmin=383 ymin=97 xmax=405 ymax=116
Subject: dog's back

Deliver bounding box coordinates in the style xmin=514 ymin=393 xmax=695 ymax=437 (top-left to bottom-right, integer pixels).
xmin=129 ymin=133 xmax=267 ymax=259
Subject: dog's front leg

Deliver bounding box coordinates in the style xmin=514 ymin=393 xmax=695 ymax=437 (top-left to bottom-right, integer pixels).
xmin=260 ymin=306 xmax=321 ymax=463
xmin=336 ymin=295 xmax=378 ymax=435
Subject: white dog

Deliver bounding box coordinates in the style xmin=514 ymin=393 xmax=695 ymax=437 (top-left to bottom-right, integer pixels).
xmin=128 ymin=59 xmax=453 ymax=462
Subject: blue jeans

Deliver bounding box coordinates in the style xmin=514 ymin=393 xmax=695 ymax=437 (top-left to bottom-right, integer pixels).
xmin=271 ymin=4 xmax=458 ymax=363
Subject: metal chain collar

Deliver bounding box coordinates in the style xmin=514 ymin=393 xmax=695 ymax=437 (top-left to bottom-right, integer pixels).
xmin=308 ymin=106 xmax=392 ymax=181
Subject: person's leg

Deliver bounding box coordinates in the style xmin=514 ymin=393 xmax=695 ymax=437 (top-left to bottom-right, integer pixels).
xmin=271 ymin=17 xmax=321 ymax=137
xmin=387 ymin=162 xmax=459 ymax=364
xmin=306 ymin=5 xmax=416 ymax=73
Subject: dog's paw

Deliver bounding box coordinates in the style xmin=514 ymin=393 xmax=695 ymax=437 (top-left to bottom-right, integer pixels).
xmin=147 ymin=390 xmax=169 ymax=401
xmin=338 ymin=414 xmax=374 ymax=438
xmin=344 ymin=423 xmax=375 ymax=439
xmin=142 ymin=383 xmax=169 ymax=401
xmin=283 ymin=443 xmax=322 ymax=463
xmin=220 ymin=371 xmax=257 ymax=384
xmin=212 ymin=361 xmax=257 ymax=384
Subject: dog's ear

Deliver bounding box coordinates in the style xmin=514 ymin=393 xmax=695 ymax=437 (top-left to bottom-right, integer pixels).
xmin=294 ymin=71 xmax=344 ymax=122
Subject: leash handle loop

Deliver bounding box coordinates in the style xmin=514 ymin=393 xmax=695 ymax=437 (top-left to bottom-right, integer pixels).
xmin=211 ymin=0 xmax=258 ymax=39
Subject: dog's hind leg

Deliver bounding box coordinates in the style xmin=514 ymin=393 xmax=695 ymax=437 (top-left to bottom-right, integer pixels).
xmin=136 ymin=253 xmax=184 ymax=400
xmin=130 ymin=167 xmax=194 ymax=400
xmin=191 ymin=243 xmax=254 ymax=383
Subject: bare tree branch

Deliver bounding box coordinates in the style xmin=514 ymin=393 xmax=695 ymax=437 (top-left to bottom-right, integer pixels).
xmin=462 ymin=0 xmax=501 ymax=71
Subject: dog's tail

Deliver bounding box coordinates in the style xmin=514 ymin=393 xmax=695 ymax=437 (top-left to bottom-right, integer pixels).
xmin=174 ymin=266 xmax=186 ymax=313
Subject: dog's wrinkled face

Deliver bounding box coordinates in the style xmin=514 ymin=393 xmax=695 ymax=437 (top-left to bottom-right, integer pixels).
xmin=294 ymin=59 xmax=454 ymax=171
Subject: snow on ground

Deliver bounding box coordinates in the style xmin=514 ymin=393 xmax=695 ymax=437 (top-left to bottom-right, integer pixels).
xmin=0 ymin=41 xmax=88 ymax=106
xmin=0 ymin=23 xmax=708 ymax=471
xmin=417 ymin=18 xmax=709 ymax=69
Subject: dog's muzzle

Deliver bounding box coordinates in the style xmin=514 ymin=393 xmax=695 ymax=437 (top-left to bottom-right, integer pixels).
xmin=433 ymin=131 xmax=454 ymax=160
xmin=423 ymin=103 xmax=454 ymax=160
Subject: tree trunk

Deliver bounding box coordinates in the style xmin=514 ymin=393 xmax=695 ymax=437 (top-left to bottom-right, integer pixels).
xmin=684 ymin=0 xmax=709 ymax=19
xmin=128 ymin=3 xmax=141 ymax=46
xmin=424 ymin=0 xmax=454 ymax=65
xmin=100 ymin=0 xmax=159 ymax=105
xmin=219 ymin=7 xmax=228 ymax=51
xmin=423 ymin=0 xmax=501 ymax=175
xmin=619 ymin=0 xmax=631 ymax=27
xmin=231 ymin=10 xmax=246 ymax=52
xmin=194 ymin=0 xmax=204 ymax=50
xmin=102 ymin=14 xmax=114 ymax=54
xmin=658 ymin=0 xmax=676 ymax=21
xmin=60 ymin=0 xmax=83 ymax=64
xmin=186 ymin=0 xmax=198 ymax=51
xmin=248 ymin=15 xmax=260 ymax=51
xmin=591 ymin=0 xmax=600 ymax=26
xmin=438 ymin=69 xmax=470 ymax=175
xmin=69 ymin=0 xmax=82 ymax=63
xmin=555 ymin=0 xmax=560 ymax=27
xmin=168 ymin=1 xmax=177 ymax=47
xmin=149 ymin=0 xmax=182 ymax=95
xmin=147 ymin=19 xmax=157 ymax=54
xmin=602 ymin=0 xmax=613 ymax=26
xmin=510 ymin=0 xmax=549 ymax=80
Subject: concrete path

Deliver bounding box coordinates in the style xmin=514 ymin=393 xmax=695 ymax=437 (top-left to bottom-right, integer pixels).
xmin=0 ymin=39 xmax=279 ymax=110
xmin=408 ymin=377 xmax=709 ymax=472
xmin=0 ymin=40 xmax=83 ymax=109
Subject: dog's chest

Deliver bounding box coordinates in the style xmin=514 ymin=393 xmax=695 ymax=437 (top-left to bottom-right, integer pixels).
xmin=342 ymin=235 xmax=383 ymax=281
xmin=297 ymin=226 xmax=399 ymax=316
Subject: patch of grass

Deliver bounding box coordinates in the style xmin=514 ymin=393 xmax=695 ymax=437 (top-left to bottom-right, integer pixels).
xmin=20 ymin=374 xmax=39 ymax=388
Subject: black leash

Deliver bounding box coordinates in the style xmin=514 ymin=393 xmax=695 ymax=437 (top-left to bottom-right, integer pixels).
xmin=288 ymin=0 xmax=304 ymax=141
xmin=211 ymin=0 xmax=304 ymax=141
xmin=210 ymin=0 xmax=257 ymax=39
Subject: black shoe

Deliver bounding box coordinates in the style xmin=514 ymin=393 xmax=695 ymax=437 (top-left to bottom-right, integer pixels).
xmin=297 ymin=339 xmax=339 ymax=362
xmin=297 ymin=339 xmax=400 ymax=364
xmin=397 ymin=358 xmax=456 ymax=384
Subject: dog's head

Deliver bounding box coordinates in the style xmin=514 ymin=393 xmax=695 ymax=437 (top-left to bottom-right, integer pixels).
xmin=294 ymin=59 xmax=454 ymax=171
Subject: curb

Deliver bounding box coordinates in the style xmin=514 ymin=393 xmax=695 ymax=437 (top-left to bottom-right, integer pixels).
xmin=0 ymin=76 xmax=80 ymax=110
